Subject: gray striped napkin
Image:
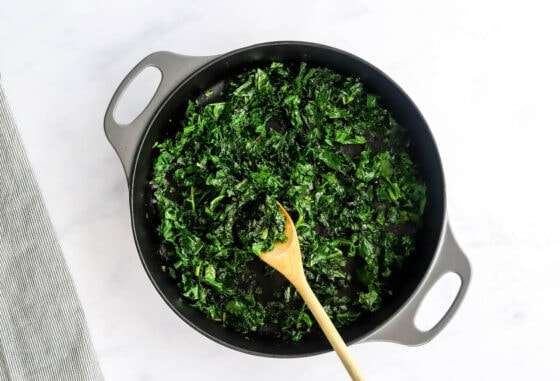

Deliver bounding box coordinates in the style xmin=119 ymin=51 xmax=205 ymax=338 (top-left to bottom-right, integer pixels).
xmin=0 ymin=81 xmax=104 ymax=380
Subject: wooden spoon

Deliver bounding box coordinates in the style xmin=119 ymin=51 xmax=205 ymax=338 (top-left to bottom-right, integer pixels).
xmin=260 ymin=203 xmax=366 ymax=381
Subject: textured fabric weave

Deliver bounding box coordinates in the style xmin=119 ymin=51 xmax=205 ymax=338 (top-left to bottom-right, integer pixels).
xmin=0 ymin=82 xmax=104 ymax=381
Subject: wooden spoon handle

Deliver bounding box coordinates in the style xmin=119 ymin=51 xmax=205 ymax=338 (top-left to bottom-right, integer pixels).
xmin=294 ymin=279 xmax=366 ymax=381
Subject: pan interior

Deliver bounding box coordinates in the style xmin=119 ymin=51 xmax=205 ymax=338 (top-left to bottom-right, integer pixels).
xmin=130 ymin=42 xmax=445 ymax=357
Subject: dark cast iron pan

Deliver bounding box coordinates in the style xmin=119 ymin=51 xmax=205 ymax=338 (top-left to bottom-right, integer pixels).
xmin=104 ymin=41 xmax=471 ymax=357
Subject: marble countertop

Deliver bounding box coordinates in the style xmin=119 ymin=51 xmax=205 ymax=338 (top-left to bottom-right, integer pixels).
xmin=1 ymin=1 xmax=558 ymax=379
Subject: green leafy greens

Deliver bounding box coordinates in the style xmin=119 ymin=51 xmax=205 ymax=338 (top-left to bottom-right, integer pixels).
xmin=150 ymin=62 xmax=427 ymax=342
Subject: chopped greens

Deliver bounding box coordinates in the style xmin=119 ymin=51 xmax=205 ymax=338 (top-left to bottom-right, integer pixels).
xmin=150 ymin=62 xmax=427 ymax=342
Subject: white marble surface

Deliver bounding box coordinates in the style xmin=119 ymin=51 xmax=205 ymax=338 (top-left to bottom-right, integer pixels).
xmin=1 ymin=1 xmax=559 ymax=379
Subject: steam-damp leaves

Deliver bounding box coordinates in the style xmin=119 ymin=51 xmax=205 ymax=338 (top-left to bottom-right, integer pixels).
xmin=150 ymin=62 xmax=426 ymax=342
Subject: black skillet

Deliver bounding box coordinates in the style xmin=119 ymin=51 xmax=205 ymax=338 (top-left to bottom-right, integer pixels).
xmin=104 ymin=41 xmax=471 ymax=357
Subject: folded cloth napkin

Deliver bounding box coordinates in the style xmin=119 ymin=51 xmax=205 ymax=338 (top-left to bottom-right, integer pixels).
xmin=0 ymin=81 xmax=103 ymax=380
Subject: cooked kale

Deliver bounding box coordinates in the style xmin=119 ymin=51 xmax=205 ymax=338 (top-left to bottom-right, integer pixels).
xmin=150 ymin=62 xmax=427 ymax=341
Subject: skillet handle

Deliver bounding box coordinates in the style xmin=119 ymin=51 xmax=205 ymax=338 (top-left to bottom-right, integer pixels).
xmin=104 ymin=51 xmax=216 ymax=183
xmin=363 ymin=222 xmax=471 ymax=346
